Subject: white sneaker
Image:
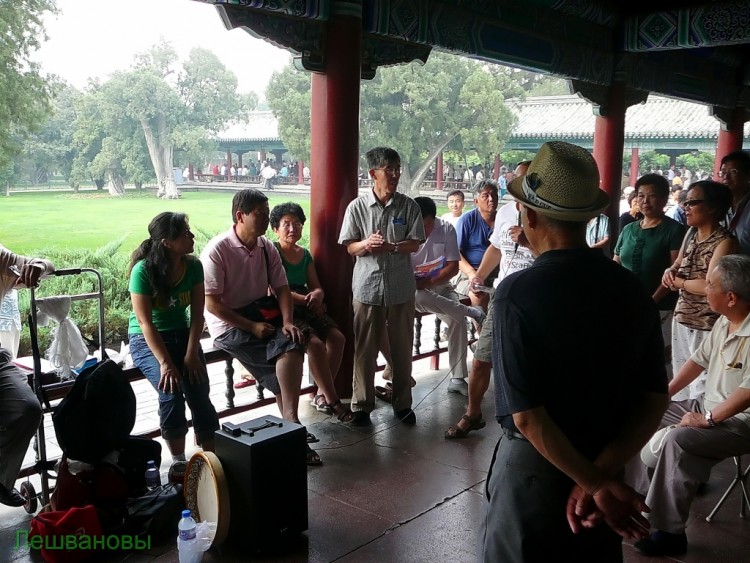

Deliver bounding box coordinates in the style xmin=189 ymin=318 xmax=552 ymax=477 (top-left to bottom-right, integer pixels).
xmin=447 ymin=378 xmax=469 ymax=396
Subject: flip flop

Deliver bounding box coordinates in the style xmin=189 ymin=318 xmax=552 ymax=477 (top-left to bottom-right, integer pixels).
xmin=233 ymin=378 xmax=254 ymax=389
xmin=310 ymin=394 xmax=333 ymax=415
xmin=306 ymin=445 xmax=322 ymax=466
xmin=374 ymin=385 xmax=393 ymax=403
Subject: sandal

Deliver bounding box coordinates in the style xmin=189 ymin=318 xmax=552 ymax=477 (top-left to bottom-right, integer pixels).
xmin=310 ymin=394 xmax=333 ymax=415
xmin=306 ymin=444 xmax=322 ymax=466
xmin=329 ymin=400 xmax=355 ymax=424
xmin=294 ymin=420 xmax=320 ymax=443
xmin=445 ymin=414 xmax=486 ymax=440
xmin=374 ymin=385 xmax=393 ymax=403
xmin=233 ymin=377 xmax=254 ymax=389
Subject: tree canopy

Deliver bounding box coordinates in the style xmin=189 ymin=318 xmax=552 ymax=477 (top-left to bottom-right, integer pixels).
xmin=267 ymin=52 xmax=566 ymax=194
xmin=0 ymin=0 xmax=57 ymax=174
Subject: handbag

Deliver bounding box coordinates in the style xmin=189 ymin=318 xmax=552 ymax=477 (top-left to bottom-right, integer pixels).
xmin=238 ymin=243 xmax=282 ymax=326
xmin=126 ymin=483 xmax=185 ymax=540
xmin=29 ymin=505 xmax=103 ymax=562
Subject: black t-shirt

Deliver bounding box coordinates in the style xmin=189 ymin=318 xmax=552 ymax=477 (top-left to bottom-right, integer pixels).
xmin=492 ymin=247 xmax=668 ymax=461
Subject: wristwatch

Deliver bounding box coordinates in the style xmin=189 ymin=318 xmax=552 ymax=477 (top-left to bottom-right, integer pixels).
xmin=705 ymin=410 xmax=716 ymax=427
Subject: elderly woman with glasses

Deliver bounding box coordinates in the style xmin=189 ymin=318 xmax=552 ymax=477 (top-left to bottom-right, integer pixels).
xmin=269 ymin=202 xmax=354 ymax=427
xmin=662 ymin=181 xmax=739 ymax=404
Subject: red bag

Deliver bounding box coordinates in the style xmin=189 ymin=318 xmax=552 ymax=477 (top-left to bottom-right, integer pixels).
xmin=28 ymin=505 xmax=103 ymax=562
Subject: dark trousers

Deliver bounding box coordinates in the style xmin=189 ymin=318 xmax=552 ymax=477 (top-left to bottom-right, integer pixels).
xmin=480 ymin=435 xmax=622 ymax=562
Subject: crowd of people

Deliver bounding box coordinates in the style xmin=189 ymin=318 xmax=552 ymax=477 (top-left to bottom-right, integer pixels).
xmin=3 ymin=143 xmax=750 ymax=561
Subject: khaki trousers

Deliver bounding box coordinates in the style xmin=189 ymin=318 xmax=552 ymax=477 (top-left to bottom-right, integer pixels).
xmin=352 ymin=299 xmax=414 ymax=413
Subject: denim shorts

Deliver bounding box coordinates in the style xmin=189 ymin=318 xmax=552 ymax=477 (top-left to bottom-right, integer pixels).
xmin=129 ymin=330 xmax=219 ymax=445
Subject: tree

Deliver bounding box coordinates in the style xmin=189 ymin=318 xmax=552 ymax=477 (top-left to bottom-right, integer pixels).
xmin=0 ymin=0 xmax=57 ymax=170
xmin=16 ymin=81 xmax=82 ymax=187
xmin=268 ymin=53 xmax=528 ymax=194
xmin=75 ymin=42 xmax=257 ymax=198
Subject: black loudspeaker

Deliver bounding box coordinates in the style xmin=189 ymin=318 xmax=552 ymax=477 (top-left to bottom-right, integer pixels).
xmin=214 ymin=415 xmax=308 ymax=548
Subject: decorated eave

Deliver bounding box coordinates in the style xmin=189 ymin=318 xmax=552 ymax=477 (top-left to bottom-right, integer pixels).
xmin=216 ymin=110 xmax=280 ymax=144
xmin=510 ymin=94 xmax=750 ymax=141
xmin=194 ymin=0 xmax=750 ymax=111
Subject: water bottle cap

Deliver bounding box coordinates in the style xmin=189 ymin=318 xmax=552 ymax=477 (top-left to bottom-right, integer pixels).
xmin=147 ymin=460 xmax=156 ymax=467
xmin=182 ymin=509 xmax=192 ymax=518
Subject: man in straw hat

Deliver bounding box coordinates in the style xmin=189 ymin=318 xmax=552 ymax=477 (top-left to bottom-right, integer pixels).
xmin=480 ymin=141 xmax=669 ymax=560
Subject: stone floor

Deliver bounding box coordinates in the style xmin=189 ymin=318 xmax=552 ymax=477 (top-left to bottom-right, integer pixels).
xmin=2 ymin=343 xmax=750 ymax=562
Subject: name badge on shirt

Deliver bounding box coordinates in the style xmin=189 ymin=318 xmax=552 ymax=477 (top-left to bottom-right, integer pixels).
xmin=392 ymin=217 xmax=405 ymax=225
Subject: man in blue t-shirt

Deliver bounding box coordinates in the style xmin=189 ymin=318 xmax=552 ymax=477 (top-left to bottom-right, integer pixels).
xmin=455 ymin=180 xmax=498 ymax=308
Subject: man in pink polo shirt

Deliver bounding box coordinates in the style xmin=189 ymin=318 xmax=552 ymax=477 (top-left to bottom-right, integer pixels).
xmin=201 ymin=189 xmax=321 ymax=465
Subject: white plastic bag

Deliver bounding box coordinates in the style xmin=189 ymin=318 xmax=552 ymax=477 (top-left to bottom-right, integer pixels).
xmin=177 ymin=521 xmax=216 ymax=563
xmin=36 ymin=296 xmax=88 ymax=379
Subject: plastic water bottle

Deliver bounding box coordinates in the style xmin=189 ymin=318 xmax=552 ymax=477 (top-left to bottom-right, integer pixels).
xmin=178 ymin=510 xmax=197 ymax=562
xmin=145 ymin=460 xmax=161 ymax=491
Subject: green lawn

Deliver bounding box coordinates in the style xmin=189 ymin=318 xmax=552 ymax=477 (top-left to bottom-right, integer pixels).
xmin=1 ymin=191 xmax=312 ymax=255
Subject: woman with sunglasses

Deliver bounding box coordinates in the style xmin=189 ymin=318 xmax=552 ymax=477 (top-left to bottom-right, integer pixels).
xmin=662 ymin=181 xmax=739 ymax=403
xmin=128 ymin=212 xmax=219 ymax=471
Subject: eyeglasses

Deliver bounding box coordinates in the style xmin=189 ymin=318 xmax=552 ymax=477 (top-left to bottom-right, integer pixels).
xmin=718 ymin=168 xmax=739 ymax=178
xmin=682 ymin=199 xmax=704 ymax=209
xmin=279 ymin=220 xmax=303 ymax=230
xmin=374 ymin=167 xmax=402 ymax=176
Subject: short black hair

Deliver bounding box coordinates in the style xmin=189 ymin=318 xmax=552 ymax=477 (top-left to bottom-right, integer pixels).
xmin=473 ymin=179 xmax=499 ymax=196
xmin=365 ymin=147 xmax=400 ymax=170
xmin=270 ymin=202 xmax=306 ymax=230
xmin=721 ymin=150 xmax=750 ymax=172
xmin=414 ymin=196 xmax=437 ymax=219
xmin=231 ymin=189 xmax=268 ymax=223
xmin=688 ymin=180 xmax=732 ymax=219
xmin=446 ymin=190 xmax=465 ymax=201
xmin=635 ymin=173 xmax=670 ymax=199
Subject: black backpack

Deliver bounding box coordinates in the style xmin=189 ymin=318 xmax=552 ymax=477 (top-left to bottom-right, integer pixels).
xmin=52 ymin=359 xmax=136 ymax=464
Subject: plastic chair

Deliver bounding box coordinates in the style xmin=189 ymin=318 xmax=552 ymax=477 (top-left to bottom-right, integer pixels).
xmin=705 ymin=456 xmax=750 ymax=522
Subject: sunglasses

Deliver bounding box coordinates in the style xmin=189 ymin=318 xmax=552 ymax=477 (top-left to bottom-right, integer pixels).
xmin=682 ymin=199 xmax=704 ymax=209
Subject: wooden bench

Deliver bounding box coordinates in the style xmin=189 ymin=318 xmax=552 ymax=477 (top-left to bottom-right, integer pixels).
xmin=376 ymin=297 xmax=478 ymax=372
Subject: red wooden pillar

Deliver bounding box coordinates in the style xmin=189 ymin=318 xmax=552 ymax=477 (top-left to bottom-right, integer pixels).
xmin=713 ymin=108 xmax=747 ymax=179
xmin=493 ymin=154 xmax=501 ymax=181
xmin=630 ymin=147 xmax=639 ymax=185
xmin=591 ymin=82 xmax=627 ymax=255
xmin=259 ymin=149 xmax=266 ymax=163
xmin=237 ymin=153 xmax=243 ymax=169
xmin=436 ymin=152 xmax=443 ymax=191
xmin=310 ymin=1 xmax=362 ymax=398
xmin=188 ymin=163 xmax=194 ymax=181
xmin=226 ymin=150 xmax=232 ymax=169
xmin=298 ymin=160 xmax=304 ymax=185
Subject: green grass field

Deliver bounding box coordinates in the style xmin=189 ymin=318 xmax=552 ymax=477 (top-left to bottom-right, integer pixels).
xmin=0 ymin=191 xmax=313 ymax=255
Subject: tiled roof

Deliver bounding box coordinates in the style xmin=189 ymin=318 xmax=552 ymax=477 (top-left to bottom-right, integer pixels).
xmin=509 ymin=94 xmax=750 ymax=139
xmin=217 ymin=110 xmax=280 ymax=142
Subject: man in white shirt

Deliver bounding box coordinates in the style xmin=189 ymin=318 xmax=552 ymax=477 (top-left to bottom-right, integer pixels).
xmin=382 ymin=197 xmax=485 ymax=395
xmin=440 ymin=190 xmax=465 ymax=227
xmin=446 ymin=161 xmax=534 ymax=436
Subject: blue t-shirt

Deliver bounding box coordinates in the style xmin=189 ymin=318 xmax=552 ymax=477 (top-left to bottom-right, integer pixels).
xmin=456 ymin=208 xmax=493 ymax=268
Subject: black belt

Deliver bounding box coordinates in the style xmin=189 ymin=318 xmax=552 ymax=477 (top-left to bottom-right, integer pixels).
xmin=502 ymin=427 xmax=529 ymax=442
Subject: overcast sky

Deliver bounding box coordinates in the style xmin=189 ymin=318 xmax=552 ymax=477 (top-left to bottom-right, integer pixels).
xmin=34 ymin=0 xmax=291 ymax=99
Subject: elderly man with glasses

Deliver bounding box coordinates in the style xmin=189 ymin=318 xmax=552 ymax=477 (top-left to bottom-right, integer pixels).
xmin=719 ymin=150 xmax=750 ymax=254
xmin=338 ymin=147 xmax=425 ymax=426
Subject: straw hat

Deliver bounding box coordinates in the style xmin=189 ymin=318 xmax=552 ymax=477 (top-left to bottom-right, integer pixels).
xmin=507 ymin=141 xmax=609 ymax=222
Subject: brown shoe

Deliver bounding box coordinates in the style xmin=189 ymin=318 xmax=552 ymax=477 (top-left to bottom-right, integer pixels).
xmin=445 ymin=414 xmax=486 ymax=439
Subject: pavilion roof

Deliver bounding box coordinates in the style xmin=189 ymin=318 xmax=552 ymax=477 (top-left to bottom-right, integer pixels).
xmin=217 ymin=110 xmax=280 ymax=143
xmin=509 ymin=94 xmax=750 ymax=141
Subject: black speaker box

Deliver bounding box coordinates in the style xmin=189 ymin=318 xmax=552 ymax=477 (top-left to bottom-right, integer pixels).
xmin=215 ymin=415 xmax=308 ymax=548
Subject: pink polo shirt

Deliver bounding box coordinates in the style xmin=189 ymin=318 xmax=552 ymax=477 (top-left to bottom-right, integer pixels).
xmin=200 ymin=227 xmax=288 ymax=338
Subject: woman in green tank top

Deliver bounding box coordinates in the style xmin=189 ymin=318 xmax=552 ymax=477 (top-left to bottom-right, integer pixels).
xmin=270 ymin=203 xmax=354 ymax=423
